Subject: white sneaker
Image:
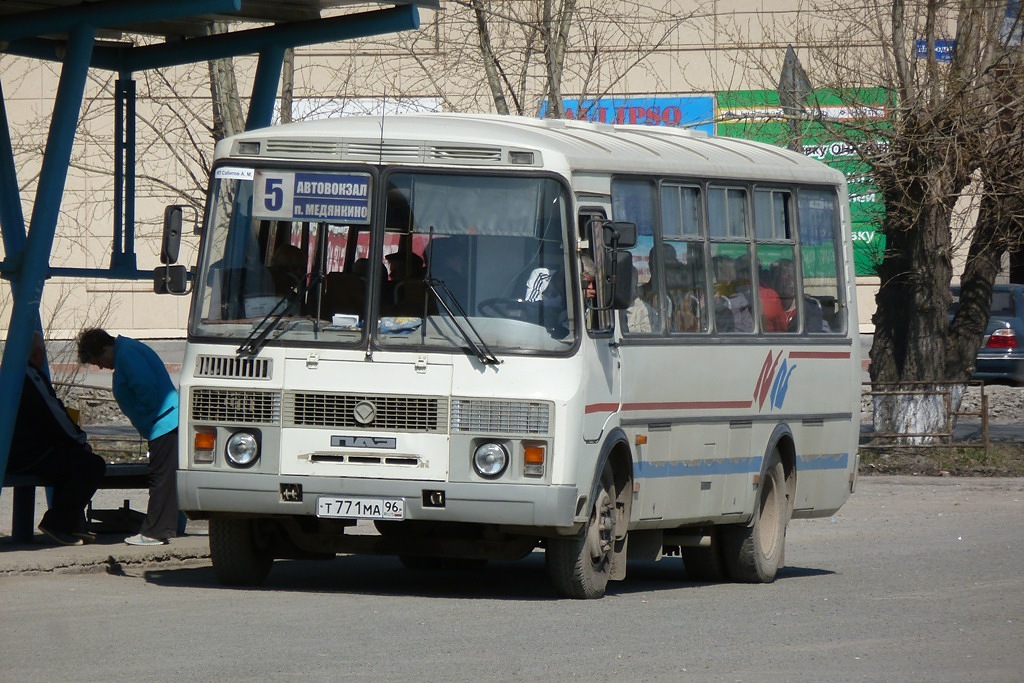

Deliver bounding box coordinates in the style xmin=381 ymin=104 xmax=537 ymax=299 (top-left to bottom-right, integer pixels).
xmin=124 ymin=533 xmax=168 ymax=546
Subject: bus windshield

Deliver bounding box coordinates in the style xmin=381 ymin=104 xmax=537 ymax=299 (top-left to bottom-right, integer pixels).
xmin=191 ymin=168 xmax=576 ymax=355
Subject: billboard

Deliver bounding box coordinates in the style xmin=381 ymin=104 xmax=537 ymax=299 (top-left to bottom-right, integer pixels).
xmin=716 ymin=89 xmax=890 ymax=276
xmin=541 ymin=95 xmax=715 ymax=133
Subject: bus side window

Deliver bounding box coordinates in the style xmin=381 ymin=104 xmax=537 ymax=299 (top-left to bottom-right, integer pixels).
xmin=797 ymin=189 xmax=844 ymax=334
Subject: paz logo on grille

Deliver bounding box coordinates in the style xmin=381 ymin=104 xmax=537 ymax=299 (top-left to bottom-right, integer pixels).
xmin=352 ymin=400 xmax=377 ymax=425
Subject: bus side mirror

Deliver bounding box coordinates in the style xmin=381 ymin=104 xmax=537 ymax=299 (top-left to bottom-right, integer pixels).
xmin=161 ymin=205 xmax=199 ymax=264
xmin=603 ymin=221 xmax=637 ymax=249
xmin=153 ymin=265 xmax=190 ymax=295
xmin=161 ymin=206 xmax=183 ymax=264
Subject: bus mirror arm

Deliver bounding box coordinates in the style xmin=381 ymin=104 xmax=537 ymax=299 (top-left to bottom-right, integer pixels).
xmin=609 ymin=251 xmax=634 ymax=310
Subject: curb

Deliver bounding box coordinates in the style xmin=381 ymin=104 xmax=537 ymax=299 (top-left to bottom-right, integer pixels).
xmin=0 ymin=529 xmax=211 ymax=576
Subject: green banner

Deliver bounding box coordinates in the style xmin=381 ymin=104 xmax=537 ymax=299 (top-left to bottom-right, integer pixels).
xmin=715 ymin=89 xmax=890 ymax=276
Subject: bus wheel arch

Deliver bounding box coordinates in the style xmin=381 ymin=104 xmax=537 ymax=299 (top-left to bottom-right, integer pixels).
xmin=722 ymin=427 xmax=794 ymax=583
xmin=546 ymin=431 xmax=633 ymax=599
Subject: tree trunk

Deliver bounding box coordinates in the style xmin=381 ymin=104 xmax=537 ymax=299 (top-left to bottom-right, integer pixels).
xmin=542 ymin=0 xmax=575 ymax=119
xmin=869 ymin=126 xmax=961 ymax=442
xmin=207 ymin=22 xmax=244 ymax=141
xmin=280 ymin=48 xmax=295 ymax=124
xmin=471 ymin=0 xmax=511 ymax=115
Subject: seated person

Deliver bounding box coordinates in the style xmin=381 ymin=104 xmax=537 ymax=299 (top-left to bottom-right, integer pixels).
xmin=758 ymin=267 xmax=788 ymax=332
xmin=624 ymin=265 xmax=656 ymax=333
xmin=386 ymin=250 xmax=430 ymax=316
xmin=269 ymin=244 xmax=305 ymax=295
xmin=5 ymin=333 xmax=106 ymax=546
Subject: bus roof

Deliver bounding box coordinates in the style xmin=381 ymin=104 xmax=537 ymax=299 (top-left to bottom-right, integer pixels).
xmin=219 ymin=113 xmax=846 ymax=186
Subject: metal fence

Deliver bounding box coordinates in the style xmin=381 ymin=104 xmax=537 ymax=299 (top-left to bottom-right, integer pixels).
xmin=860 ymin=381 xmax=989 ymax=455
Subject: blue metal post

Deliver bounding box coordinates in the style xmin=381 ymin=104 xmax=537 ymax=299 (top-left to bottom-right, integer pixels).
xmin=247 ymin=46 xmax=286 ymax=130
xmin=0 ymin=83 xmax=26 ymax=248
xmin=111 ymin=73 xmax=137 ymax=270
xmin=0 ymin=24 xmax=96 ymax=504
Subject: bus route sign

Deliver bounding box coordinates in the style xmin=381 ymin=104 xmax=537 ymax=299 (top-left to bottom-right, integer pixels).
xmin=253 ymin=170 xmax=371 ymax=223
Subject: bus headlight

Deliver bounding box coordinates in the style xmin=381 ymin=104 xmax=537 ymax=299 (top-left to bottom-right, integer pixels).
xmin=472 ymin=442 xmax=509 ymax=479
xmin=225 ymin=430 xmax=260 ymax=468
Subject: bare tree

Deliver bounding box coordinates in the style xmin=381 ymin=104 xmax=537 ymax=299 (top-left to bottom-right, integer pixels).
xmin=355 ymin=1 xmax=708 ymax=117
xmin=707 ymin=1 xmax=1024 ymax=441
xmin=866 ymin=1 xmax=1024 ymax=438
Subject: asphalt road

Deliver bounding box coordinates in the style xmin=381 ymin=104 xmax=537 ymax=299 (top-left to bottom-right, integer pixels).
xmin=1 ymin=476 xmax=1022 ymax=682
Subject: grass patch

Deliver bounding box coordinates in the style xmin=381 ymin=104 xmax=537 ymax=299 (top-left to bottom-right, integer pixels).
xmin=859 ymin=443 xmax=1024 ymax=477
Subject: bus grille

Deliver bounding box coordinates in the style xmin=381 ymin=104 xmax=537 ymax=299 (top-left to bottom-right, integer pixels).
xmin=284 ymin=392 xmax=448 ymax=433
xmin=191 ymin=388 xmax=281 ymax=424
xmin=450 ymin=399 xmax=552 ymax=436
xmin=195 ymin=355 xmax=271 ymax=380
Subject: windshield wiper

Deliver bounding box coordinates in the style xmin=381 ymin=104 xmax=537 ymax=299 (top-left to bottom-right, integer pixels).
xmin=237 ymin=275 xmax=319 ymax=357
xmin=425 ymin=278 xmax=500 ymax=365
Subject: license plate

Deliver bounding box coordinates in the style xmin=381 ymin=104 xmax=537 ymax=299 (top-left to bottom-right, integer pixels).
xmin=316 ymin=496 xmax=404 ymax=520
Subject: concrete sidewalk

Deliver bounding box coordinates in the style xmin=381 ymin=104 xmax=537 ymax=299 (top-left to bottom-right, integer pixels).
xmin=0 ymin=488 xmax=210 ymax=575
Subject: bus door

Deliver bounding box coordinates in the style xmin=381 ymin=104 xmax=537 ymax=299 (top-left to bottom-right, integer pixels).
xmin=580 ymin=209 xmax=622 ymax=442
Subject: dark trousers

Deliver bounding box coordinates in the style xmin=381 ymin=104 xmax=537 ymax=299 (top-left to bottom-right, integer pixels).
xmin=142 ymin=429 xmax=179 ymax=540
xmin=10 ymin=443 xmax=106 ymax=534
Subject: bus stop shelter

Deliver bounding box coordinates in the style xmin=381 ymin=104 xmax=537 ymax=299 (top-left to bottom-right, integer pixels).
xmin=0 ymin=0 xmax=435 ymax=538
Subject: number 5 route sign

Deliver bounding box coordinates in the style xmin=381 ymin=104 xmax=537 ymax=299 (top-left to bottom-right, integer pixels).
xmin=254 ymin=170 xmax=372 ymax=223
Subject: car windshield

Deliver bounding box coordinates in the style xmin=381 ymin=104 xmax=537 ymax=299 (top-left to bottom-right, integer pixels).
xmin=191 ymin=167 xmax=576 ymax=356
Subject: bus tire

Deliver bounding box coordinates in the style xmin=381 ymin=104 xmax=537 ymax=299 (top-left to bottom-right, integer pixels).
xmin=546 ymin=464 xmax=616 ymax=599
xmin=209 ymin=517 xmax=274 ymax=587
xmin=681 ymin=528 xmax=726 ymax=582
xmin=722 ymin=451 xmax=787 ymax=583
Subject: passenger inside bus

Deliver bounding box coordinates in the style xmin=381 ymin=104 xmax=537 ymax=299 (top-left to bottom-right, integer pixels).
xmin=269 ymin=244 xmax=306 ymax=302
xmin=758 ymin=268 xmax=788 ymax=333
xmin=387 ymin=249 xmax=431 ymax=317
xmin=664 ymin=263 xmax=703 ymax=333
xmin=624 ymin=264 xmax=655 ymax=333
xmin=712 ymin=253 xmax=754 ymax=333
xmin=772 ymin=258 xmax=800 ymax=332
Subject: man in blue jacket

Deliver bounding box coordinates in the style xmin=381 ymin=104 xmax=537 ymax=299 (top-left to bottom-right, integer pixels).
xmin=77 ymin=328 xmax=179 ymax=546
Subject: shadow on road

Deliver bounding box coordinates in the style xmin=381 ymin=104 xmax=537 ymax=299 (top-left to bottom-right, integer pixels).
xmin=142 ymin=553 xmax=834 ymax=600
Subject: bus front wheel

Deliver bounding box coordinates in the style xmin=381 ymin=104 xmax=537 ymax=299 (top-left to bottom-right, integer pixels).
xmin=209 ymin=517 xmax=274 ymax=587
xmin=722 ymin=450 xmax=788 ymax=583
xmin=546 ymin=465 xmax=617 ymax=599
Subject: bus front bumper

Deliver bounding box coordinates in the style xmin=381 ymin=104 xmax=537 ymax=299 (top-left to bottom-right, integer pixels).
xmin=177 ymin=469 xmax=581 ymax=529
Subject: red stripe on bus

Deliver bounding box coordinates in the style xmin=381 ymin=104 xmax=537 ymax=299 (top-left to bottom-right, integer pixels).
xmin=788 ymin=351 xmax=851 ymax=359
xmin=585 ymin=403 xmax=620 ymax=414
xmin=623 ymin=400 xmax=753 ymax=411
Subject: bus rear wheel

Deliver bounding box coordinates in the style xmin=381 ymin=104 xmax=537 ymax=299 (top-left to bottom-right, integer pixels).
xmin=722 ymin=451 xmax=788 ymax=583
xmin=209 ymin=517 xmax=274 ymax=587
xmin=546 ymin=465 xmax=616 ymax=599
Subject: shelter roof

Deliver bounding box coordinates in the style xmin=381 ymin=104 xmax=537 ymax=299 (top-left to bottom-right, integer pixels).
xmin=0 ymin=1 xmax=438 ymax=43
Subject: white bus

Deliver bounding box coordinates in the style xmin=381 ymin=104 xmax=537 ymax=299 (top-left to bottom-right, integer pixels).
xmin=161 ymin=113 xmax=861 ymax=599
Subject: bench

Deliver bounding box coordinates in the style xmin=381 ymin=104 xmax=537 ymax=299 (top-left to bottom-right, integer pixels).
xmin=2 ymin=462 xmax=150 ymax=543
